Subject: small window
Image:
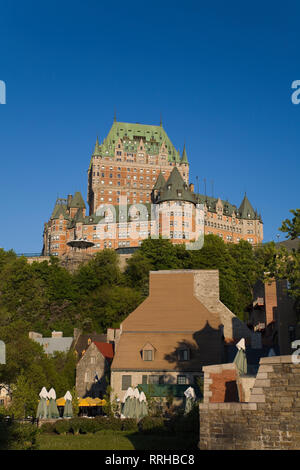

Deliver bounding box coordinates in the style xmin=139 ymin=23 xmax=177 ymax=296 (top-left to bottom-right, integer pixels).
xmin=178 ymin=349 xmax=189 ymax=361
xmin=177 ymin=375 xmax=187 ymax=385
xmin=122 ymin=375 xmax=132 ymax=390
xmin=148 ymin=375 xmax=159 ymax=384
xmin=143 ymin=350 xmax=153 ymax=361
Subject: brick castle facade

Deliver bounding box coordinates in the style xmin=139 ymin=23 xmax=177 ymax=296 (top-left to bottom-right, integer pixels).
xmin=43 ymin=119 xmax=263 ymax=257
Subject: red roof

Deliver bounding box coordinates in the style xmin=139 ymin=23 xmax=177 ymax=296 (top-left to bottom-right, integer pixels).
xmin=93 ymin=342 xmax=114 ymax=359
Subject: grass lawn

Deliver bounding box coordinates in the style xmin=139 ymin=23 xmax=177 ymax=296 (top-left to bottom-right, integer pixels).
xmin=37 ymin=430 xmax=198 ymax=450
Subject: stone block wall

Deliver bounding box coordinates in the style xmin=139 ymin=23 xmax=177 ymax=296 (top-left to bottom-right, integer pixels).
xmin=202 ymin=363 xmax=239 ymax=403
xmin=199 ymin=355 xmax=300 ymax=450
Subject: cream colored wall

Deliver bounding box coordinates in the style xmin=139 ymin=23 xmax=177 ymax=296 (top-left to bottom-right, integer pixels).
xmin=110 ymin=370 xmax=198 ymax=402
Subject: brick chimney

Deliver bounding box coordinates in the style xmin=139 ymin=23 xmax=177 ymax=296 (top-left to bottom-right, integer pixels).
xmin=264 ymin=280 xmax=277 ymax=326
xmin=51 ymin=331 xmax=63 ymax=338
xmin=193 ymin=270 xmax=220 ymax=311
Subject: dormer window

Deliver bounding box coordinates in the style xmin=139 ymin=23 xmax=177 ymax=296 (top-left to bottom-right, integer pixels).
xmin=167 ymin=184 xmax=171 ymax=190
xmin=177 ymin=190 xmax=182 ymax=197
xmin=143 ymin=350 xmax=153 ymax=361
xmin=177 ymin=348 xmax=189 ymax=361
xmin=142 ymin=343 xmax=155 ymax=361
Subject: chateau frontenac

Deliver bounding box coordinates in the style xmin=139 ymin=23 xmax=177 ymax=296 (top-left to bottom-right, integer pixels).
xmin=43 ymin=119 xmax=263 ymax=257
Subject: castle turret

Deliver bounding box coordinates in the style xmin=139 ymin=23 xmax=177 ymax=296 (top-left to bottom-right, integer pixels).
xmin=69 ymin=192 xmax=86 ymax=218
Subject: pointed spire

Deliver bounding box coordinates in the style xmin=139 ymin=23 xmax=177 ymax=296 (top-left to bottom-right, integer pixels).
xmin=153 ymin=171 xmax=166 ymax=190
xmin=93 ymin=137 xmax=101 ymax=156
xmin=69 ymin=192 xmax=86 ymax=209
xmin=238 ymin=193 xmax=255 ymax=219
xmin=160 ymin=113 xmax=162 ymax=127
xmin=157 ymin=167 xmax=197 ymax=205
xmin=181 ymin=142 xmax=188 ymax=163
xmin=114 ymin=109 xmax=117 ymax=122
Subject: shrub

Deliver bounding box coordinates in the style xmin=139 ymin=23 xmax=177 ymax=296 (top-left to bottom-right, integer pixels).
xmin=39 ymin=422 xmax=57 ymax=434
xmin=121 ymin=418 xmax=138 ymax=432
xmin=0 ymin=418 xmax=39 ymax=450
xmin=76 ymin=418 xmax=99 ymax=434
xmin=54 ymin=419 xmax=71 ymax=435
xmin=68 ymin=417 xmax=85 ymax=434
xmin=169 ymin=406 xmax=199 ymax=434
xmin=138 ymin=416 xmax=166 ymax=435
xmin=94 ymin=416 xmax=123 ymax=431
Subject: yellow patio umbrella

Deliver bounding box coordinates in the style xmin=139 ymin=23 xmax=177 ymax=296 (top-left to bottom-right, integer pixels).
xmin=85 ymin=397 xmax=97 ymax=406
xmin=93 ymin=398 xmax=102 ymax=406
xmin=101 ymin=399 xmax=107 ymax=406
xmin=56 ymin=397 xmax=66 ymax=406
xmin=78 ymin=398 xmax=90 ymax=407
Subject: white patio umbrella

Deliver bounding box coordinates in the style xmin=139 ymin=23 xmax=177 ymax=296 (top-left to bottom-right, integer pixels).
xmin=233 ymin=338 xmax=247 ymax=375
xmin=131 ymin=387 xmax=141 ymax=419
xmin=36 ymin=387 xmax=48 ymax=419
xmin=47 ymin=387 xmax=59 ymax=419
xmin=63 ymin=390 xmax=73 ymax=418
xmin=122 ymin=387 xmax=134 ymax=418
xmin=184 ymin=386 xmax=196 ymax=414
xmin=139 ymin=391 xmax=148 ymax=418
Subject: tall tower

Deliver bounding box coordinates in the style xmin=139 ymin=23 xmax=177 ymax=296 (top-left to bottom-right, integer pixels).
xmin=87 ymin=120 xmax=189 ymax=215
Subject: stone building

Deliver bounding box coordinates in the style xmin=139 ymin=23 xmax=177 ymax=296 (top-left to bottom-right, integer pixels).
xmin=110 ymin=269 xmax=254 ymax=403
xmin=0 ymin=385 xmax=11 ymax=408
xmin=72 ymin=330 xmax=107 ymax=361
xmin=42 ymin=119 xmax=263 ymax=257
xmin=76 ymin=341 xmax=114 ymax=398
xmin=248 ymin=278 xmax=299 ymax=354
xmin=199 ymin=355 xmax=300 ymax=450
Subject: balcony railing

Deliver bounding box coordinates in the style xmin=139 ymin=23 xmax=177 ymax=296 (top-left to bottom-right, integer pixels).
xmin=138 ymin=384 xmax=201 ymax=398
xmin=16 ymin=253 xmax=43 ymax=258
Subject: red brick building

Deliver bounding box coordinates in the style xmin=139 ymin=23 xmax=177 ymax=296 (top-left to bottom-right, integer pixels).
xmin=42 ymin=119 xmax=263 ymax=256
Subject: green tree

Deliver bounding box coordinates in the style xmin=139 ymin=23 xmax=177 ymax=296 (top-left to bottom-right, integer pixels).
xmin=279 ymin=209 xmax=300 ymax=240
xmin=189 ymin=235 xmax=240 ymax=316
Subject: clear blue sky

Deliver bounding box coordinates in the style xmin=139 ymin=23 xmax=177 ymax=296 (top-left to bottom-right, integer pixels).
xmin=0 ymin=0 xmax=299 ymax=253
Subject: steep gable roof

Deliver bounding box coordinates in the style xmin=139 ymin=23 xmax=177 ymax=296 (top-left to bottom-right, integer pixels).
xmin=74 ymin=332 xmax=107 ymax=357
xmin=51 ymin=203 xmax=70 ymax=220
xmin=69 ymin=192 xmax=86 ymax=209
xmin=153 ymin=172 xmax=166 ymax=191
xmin=238 ymin=193 xmax=256 ymax=219
xmin=94 ymin=342 xmax=114 ymax=360
xmin=121 ymin=270 xmax=221 ymax=332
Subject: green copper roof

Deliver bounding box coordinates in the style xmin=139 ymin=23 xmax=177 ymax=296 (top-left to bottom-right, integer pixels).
xmin=238 ymin=193 xmax=256 ymax=219
xmin=93 ymin=137 xmax=101 ymax=156
xmin=197 ymin=194 xmax=237 ymax=216
xmin=153 ymin=171 xmax=166 ymax=190
xmin=51 ymin=203 xmax=70 ymax=220
xmin=73 ymin=208 xmax=85 ymax=223
xmin=196 ymin=192 xmax=261 ymax=220
xmin=90 ymin=121 xmax=186 ymax=163
xmin=181 ymin=143 xmax=188 ymax=163
xmin=157 ymin=167 xmax=197 ymax=205
xmin=69 ymin=192 xmax=86 ymax=209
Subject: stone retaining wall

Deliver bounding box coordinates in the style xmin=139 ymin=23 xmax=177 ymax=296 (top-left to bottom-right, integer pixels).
xmin=199 ymin=355 xmax=300 ymax=450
